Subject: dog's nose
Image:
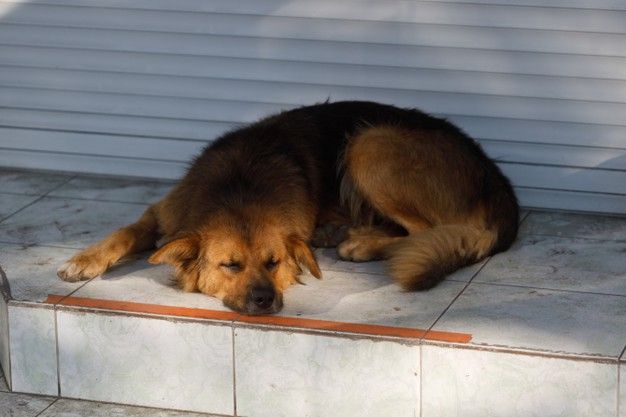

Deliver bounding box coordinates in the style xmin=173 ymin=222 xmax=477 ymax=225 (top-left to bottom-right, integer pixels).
xmin=250 ymin=286 xmax=275 ymax=310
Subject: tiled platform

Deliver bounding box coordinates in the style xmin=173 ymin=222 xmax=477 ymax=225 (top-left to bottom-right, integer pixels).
xmin=0 ymin=168 xmax=625 ymax=417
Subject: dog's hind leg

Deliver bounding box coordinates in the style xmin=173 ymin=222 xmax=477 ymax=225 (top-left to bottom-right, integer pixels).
xmin=57 ymin=204 xmax=161 ymax=282
xmin=343 ymin=125 xmax=500 ymax=289
xmin=337 ymin=225 xmax=405 ymax=262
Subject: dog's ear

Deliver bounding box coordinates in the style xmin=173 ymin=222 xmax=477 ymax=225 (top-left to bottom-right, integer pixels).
xmin=288 ymin=235 xmax=322 ymax=279
xmin=149 ymin=234 xmax=200 ymax=268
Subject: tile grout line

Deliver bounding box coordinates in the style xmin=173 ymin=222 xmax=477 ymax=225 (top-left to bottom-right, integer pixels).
xmin=53 ymin=303 xmax=61 ymax=398
xmin=0 ymin=191 xmax=45 ymax=198
xmin=618 ymin=344 xmax=626 ymax=417
xmin=33 ymin=397 xmax=59 ymax=417
xmin=519 ymin=208 xmax=626 ymax=243
xmin=42 ymin=194 xmax=158 ymax=206
xmin=38 ymin=268 xmax=100 ymax=312
xmin=419 ymin=342 xmax=423 ymax=417
xmin=469 ymin=280 xmax=626 ymax=299
xmin=518 ymin=210 xmax=532 ymax=227
xmin=519 ymin=232 xmax=626 ymax=244
xmin=54 ymin=276 xmax=100 ymax=306
xmin=0 ymin=194 xmax=47 ymax=224
xmin=0 ymin=240 xmax=86 ymax=250
xmin=425 ymin=258 xmax=492 ymax=335
xmin=617 ymin=364 xmax=620 ymax=417
xmin=0 ymin=174 xmax=78 ymax=224
xmin=5 ymin=300 xmax=12 ymax=392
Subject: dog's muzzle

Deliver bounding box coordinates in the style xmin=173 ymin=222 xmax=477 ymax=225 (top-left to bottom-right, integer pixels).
xmin=245 ymin=283 xmax=282 ymax=314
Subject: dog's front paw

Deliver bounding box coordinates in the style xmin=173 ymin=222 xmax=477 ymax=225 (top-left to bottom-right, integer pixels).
xmin=57 ymin=253 xmax=108 ymax=282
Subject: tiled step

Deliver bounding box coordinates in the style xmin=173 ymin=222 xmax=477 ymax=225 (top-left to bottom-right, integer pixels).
xmin=0 ymin=169 xmax=625 ymax=417
xmin=1 ymin=287 xmax=625 ymax=417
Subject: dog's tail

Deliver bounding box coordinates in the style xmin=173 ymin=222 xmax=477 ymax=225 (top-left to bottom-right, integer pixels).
xmin=386 ymin=224 xmax=497 ymax=290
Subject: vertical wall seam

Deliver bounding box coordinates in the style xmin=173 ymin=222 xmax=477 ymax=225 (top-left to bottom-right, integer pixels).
xmin=232 ymin=324 xmax=237 ymax=417
xmin=54 ymin=305 xmax=61 ymax=398
xmin=419 ymin=342 xmax=423 ymax=417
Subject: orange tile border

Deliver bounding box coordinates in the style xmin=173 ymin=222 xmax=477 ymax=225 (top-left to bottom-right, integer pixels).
xmin=44 ymin=294 xmax=239 ymax=321
xmin=45 ymin=294 xmax=471 ymax=343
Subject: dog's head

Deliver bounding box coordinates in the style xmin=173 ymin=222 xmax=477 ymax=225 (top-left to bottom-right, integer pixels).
xmin=148 ymin=214 xmax=320 ymax=314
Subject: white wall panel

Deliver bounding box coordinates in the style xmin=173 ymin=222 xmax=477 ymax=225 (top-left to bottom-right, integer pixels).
xmin=0 ymin=0 xmax=623 ymax=213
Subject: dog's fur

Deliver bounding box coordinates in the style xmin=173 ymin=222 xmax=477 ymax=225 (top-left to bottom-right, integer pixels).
xmin=58 ymin=101 xmax=519 ymax=314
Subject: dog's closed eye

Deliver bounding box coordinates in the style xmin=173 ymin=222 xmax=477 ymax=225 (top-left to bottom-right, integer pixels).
xmin=220 ymin=261 xmax=242 ymax=273
xmin=264 ymin=258 xmax=280 ymax=271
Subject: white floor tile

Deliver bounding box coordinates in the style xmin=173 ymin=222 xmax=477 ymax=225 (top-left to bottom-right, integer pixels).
xmin=9 ymin=303 xmax=58 ymax=395
xmin=0 ymin=197 xmax=147 ymax=248
xmin=520 ymin=211 xmax=626 ymax=241
xmin=57 ymin=310 xmax=233 ymax=415
xmin=432 ymin=283 xmax=626 ymax=356
xmin=0 ymin=169 xmax=71 ymax=196
xmin=0 ymin=193 xmax=39 ymax=221
xmin=235 ymin=328 xmax=419 ymax=417
xmin=422 ymin=344 xmax=617 ymax=417
xmin=0 ymin=244 xmax=89 ymax=302
xmin=280 ymin=270 xmax=466 ymax=328
xmin=475 ymin=235 xmax=626 ymax=295
xmin=49 ymin=176 xmax=173 ymax=204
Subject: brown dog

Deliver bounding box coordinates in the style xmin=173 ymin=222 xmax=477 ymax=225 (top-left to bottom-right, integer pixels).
xmin=57 ymin=101 xmax=519 ymax=314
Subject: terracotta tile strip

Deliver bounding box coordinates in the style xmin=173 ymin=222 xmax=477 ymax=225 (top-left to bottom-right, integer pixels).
xmin=424 ymin=329 xmax=472 ymax=344
xmin=45 ymin=294 xmax=471 ymax=343
xmin=45 ymin=294 xmax=239 ymax=321
xmin=45 ymin=294 xmax=66 ymax=304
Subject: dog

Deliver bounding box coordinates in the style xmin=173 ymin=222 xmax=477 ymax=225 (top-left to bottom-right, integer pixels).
xmin=57 ymin=101 xmax=519 ymax=314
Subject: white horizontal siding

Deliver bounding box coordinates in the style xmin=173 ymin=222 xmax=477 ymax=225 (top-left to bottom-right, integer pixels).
xmin=3 ymin=0 xmax=626 ymax=32
xmin=3 ymin=57 xmax=626 ymax=104
xmin=5 ymin=0 xmax=626 ymax=12
xmin=2 ymin=25 xmax=625 ymax=80
xmin=3 ymin=126 xmax=624 ymax=172
xmin=0 ymin=0 xmax=624 ymax=214
xmin=0 ymin=108 xmax=235 ymax=141
xmin=7 ymin=0 xmax=626 ymax=33
xmin=1 ymin=4 xmax=626 ymax=56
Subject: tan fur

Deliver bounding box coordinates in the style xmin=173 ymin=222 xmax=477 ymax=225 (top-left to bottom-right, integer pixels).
xmin=387 ymin=225 xmax=496 ymax=290
xmin=341 ymin=124 xmax=516 ymax=289
xmin=57 ymin=101 xmax=518 ymax=313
